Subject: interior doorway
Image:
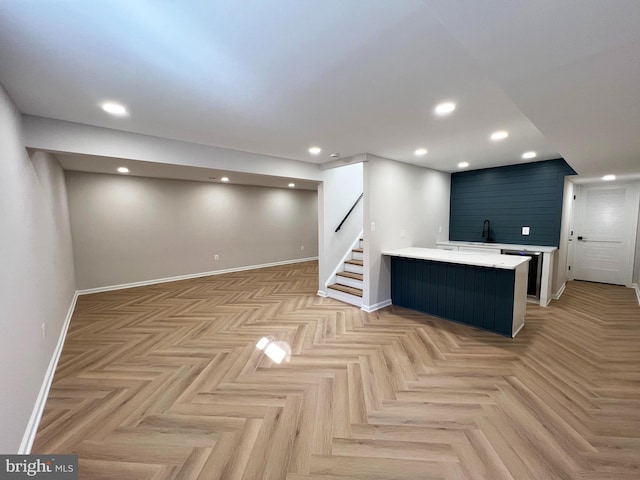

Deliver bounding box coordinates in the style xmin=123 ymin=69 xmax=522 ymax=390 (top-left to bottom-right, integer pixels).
xmin=569 ymin=182 xmax=639 ymax=286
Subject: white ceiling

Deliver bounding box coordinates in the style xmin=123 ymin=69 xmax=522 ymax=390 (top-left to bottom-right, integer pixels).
xmin=1 ymin=1 xmax=640 ymax=181
xmin=55 ymin=153 xmax=319 ymax=190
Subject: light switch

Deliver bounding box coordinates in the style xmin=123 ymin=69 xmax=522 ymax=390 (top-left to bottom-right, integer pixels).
xmin=522 ymin=226 xmax=530 ymax=235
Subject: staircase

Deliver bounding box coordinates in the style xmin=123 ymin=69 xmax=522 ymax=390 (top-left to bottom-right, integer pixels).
xmin=327 ymin=238 xmax=364 ymax=307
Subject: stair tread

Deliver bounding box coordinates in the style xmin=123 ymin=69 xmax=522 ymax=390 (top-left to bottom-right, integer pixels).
xmin=336 ymin=271 xmax=363 ymax=280
xmin=345 ymin=259 xmax=363 ymax=266
xmin=352 ymin=248 xmax=363 ymax=253
xmin=328 ymin=284 xmax=363 ymax=297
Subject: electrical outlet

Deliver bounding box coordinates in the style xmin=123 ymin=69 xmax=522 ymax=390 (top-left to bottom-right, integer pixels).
xmin=214 ymin=254 xmax=220 ymax=261
xmin=300 ymin=245 xmax=304 ymax=251
xmin=439 ymin=226 xmax=442 ymax=233
xmin=400 ymin=229 xmax=405 ymax=238
xmin=522 ymin=226 xmax=530 ymax=235
xmin=41 ymin=323 xmax=46 ymax=339
xmin=371 ymin=222 xmax=376 ymax=232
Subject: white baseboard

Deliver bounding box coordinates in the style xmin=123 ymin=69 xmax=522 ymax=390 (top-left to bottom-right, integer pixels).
xmin=361 ymin=299 xmax=392 ymax=313
xmin=553 ymin=282 xmax=566 ymax=300
xmin=19 ymin=291 xmax=79 ymax=454
xmin=317 ymin=290 xmax=327 ymax=297
xmin=512 ymin=321 xmax=525 ymax=338
xmin=77 ymin=257 xmax=319 ymax=295
xmin=632 ymin=283 xmax=640 ymax=306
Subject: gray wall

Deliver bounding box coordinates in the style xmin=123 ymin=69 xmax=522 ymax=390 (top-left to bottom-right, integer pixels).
xmin=635 ymin=204 xmax=640 ymax=287
xmin=364 ymin=155 xmax=450 ymax=308
xmin=0 ymin=86 xmax=76 ymax=452
xmin=66 ymin=172 xmax=318 ymax=290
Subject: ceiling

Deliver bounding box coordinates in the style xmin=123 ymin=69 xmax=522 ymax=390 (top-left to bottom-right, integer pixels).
xmin=1 ymin=1 xmax=640 ymax=182
xmin=55 ymin=153 xmax=319 ymax=190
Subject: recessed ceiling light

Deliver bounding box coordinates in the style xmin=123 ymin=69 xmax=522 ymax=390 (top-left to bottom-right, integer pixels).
xmin=458 ymin=162 xmax=469 ymax=168
xmin=602 ymin=174 xmax=616 ymax=181
xmin=288 ymin=183 xmax=295 ymax=188
xmin=308 ymin=146 xmax=322 ymax=155
xmin=434 ymin=102 xmax=456 ymax=115
xmin=414 ymin=148 xmax=428 ymax=156
xmin=101 ymin=102 xmax=128 ymax=116
xmin=490 ymin=130 xmax=509 ymax=141
xmin=330 ymin=153 xmax=340 ymax=158
xmin=117 ymin=167 xmax=129 ymax=173
xmin=220 ymin=177 xmax=229 ymax=182
xmin=522 ymin=151 xmax=537 ymax=159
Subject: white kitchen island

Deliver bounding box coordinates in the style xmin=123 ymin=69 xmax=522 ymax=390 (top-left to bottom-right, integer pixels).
xmin=383 ymin=247 xmax=530 ymax=337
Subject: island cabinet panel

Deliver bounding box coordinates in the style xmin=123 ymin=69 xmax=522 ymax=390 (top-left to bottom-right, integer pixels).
xmin=391 ymin=256 xmax=515 ymax=336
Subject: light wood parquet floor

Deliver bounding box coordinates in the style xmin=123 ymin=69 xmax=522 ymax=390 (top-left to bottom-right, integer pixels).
xmin=33 ymin=261 xmax=640 ymax=479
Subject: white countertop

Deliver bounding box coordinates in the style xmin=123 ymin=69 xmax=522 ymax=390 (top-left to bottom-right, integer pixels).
xmin=382 ymin=247 xmax=531 ymax=270
xmin=436 ymin=241 xmax=557 ymax=253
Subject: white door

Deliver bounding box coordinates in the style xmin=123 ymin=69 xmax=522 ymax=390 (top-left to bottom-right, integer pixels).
xmin=571 ymin=182 xmax=639 ymax=285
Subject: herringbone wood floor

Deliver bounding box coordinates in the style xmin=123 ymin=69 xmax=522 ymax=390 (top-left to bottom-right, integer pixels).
xmin=33 ymin=261 xmax=640 ymax=479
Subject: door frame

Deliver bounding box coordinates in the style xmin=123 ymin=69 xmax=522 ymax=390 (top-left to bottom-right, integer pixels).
xmin=567 ymin=181 xmax=640 ymax=286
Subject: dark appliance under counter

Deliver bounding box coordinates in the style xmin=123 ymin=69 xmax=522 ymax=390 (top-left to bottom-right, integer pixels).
xmin=435 ymin=242 xmax=557 ymax=306
xmin=500 ymin=250 xmax=543 ymax=300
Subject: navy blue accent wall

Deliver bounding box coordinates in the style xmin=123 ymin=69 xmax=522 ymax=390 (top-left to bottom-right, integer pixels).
xmin=449 ymin=159 xmax=576 ymax=247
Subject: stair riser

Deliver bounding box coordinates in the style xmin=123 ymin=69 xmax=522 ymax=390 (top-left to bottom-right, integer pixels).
xmin=352 ymin=251 xmax=364 ymax=261
xmin=336 ymin=276 xmax=364 ymax=289
xmin=327 ymin=288 xmax=363 ymax=308
xmin=344 ymin=263 xmax=364 ymax=274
